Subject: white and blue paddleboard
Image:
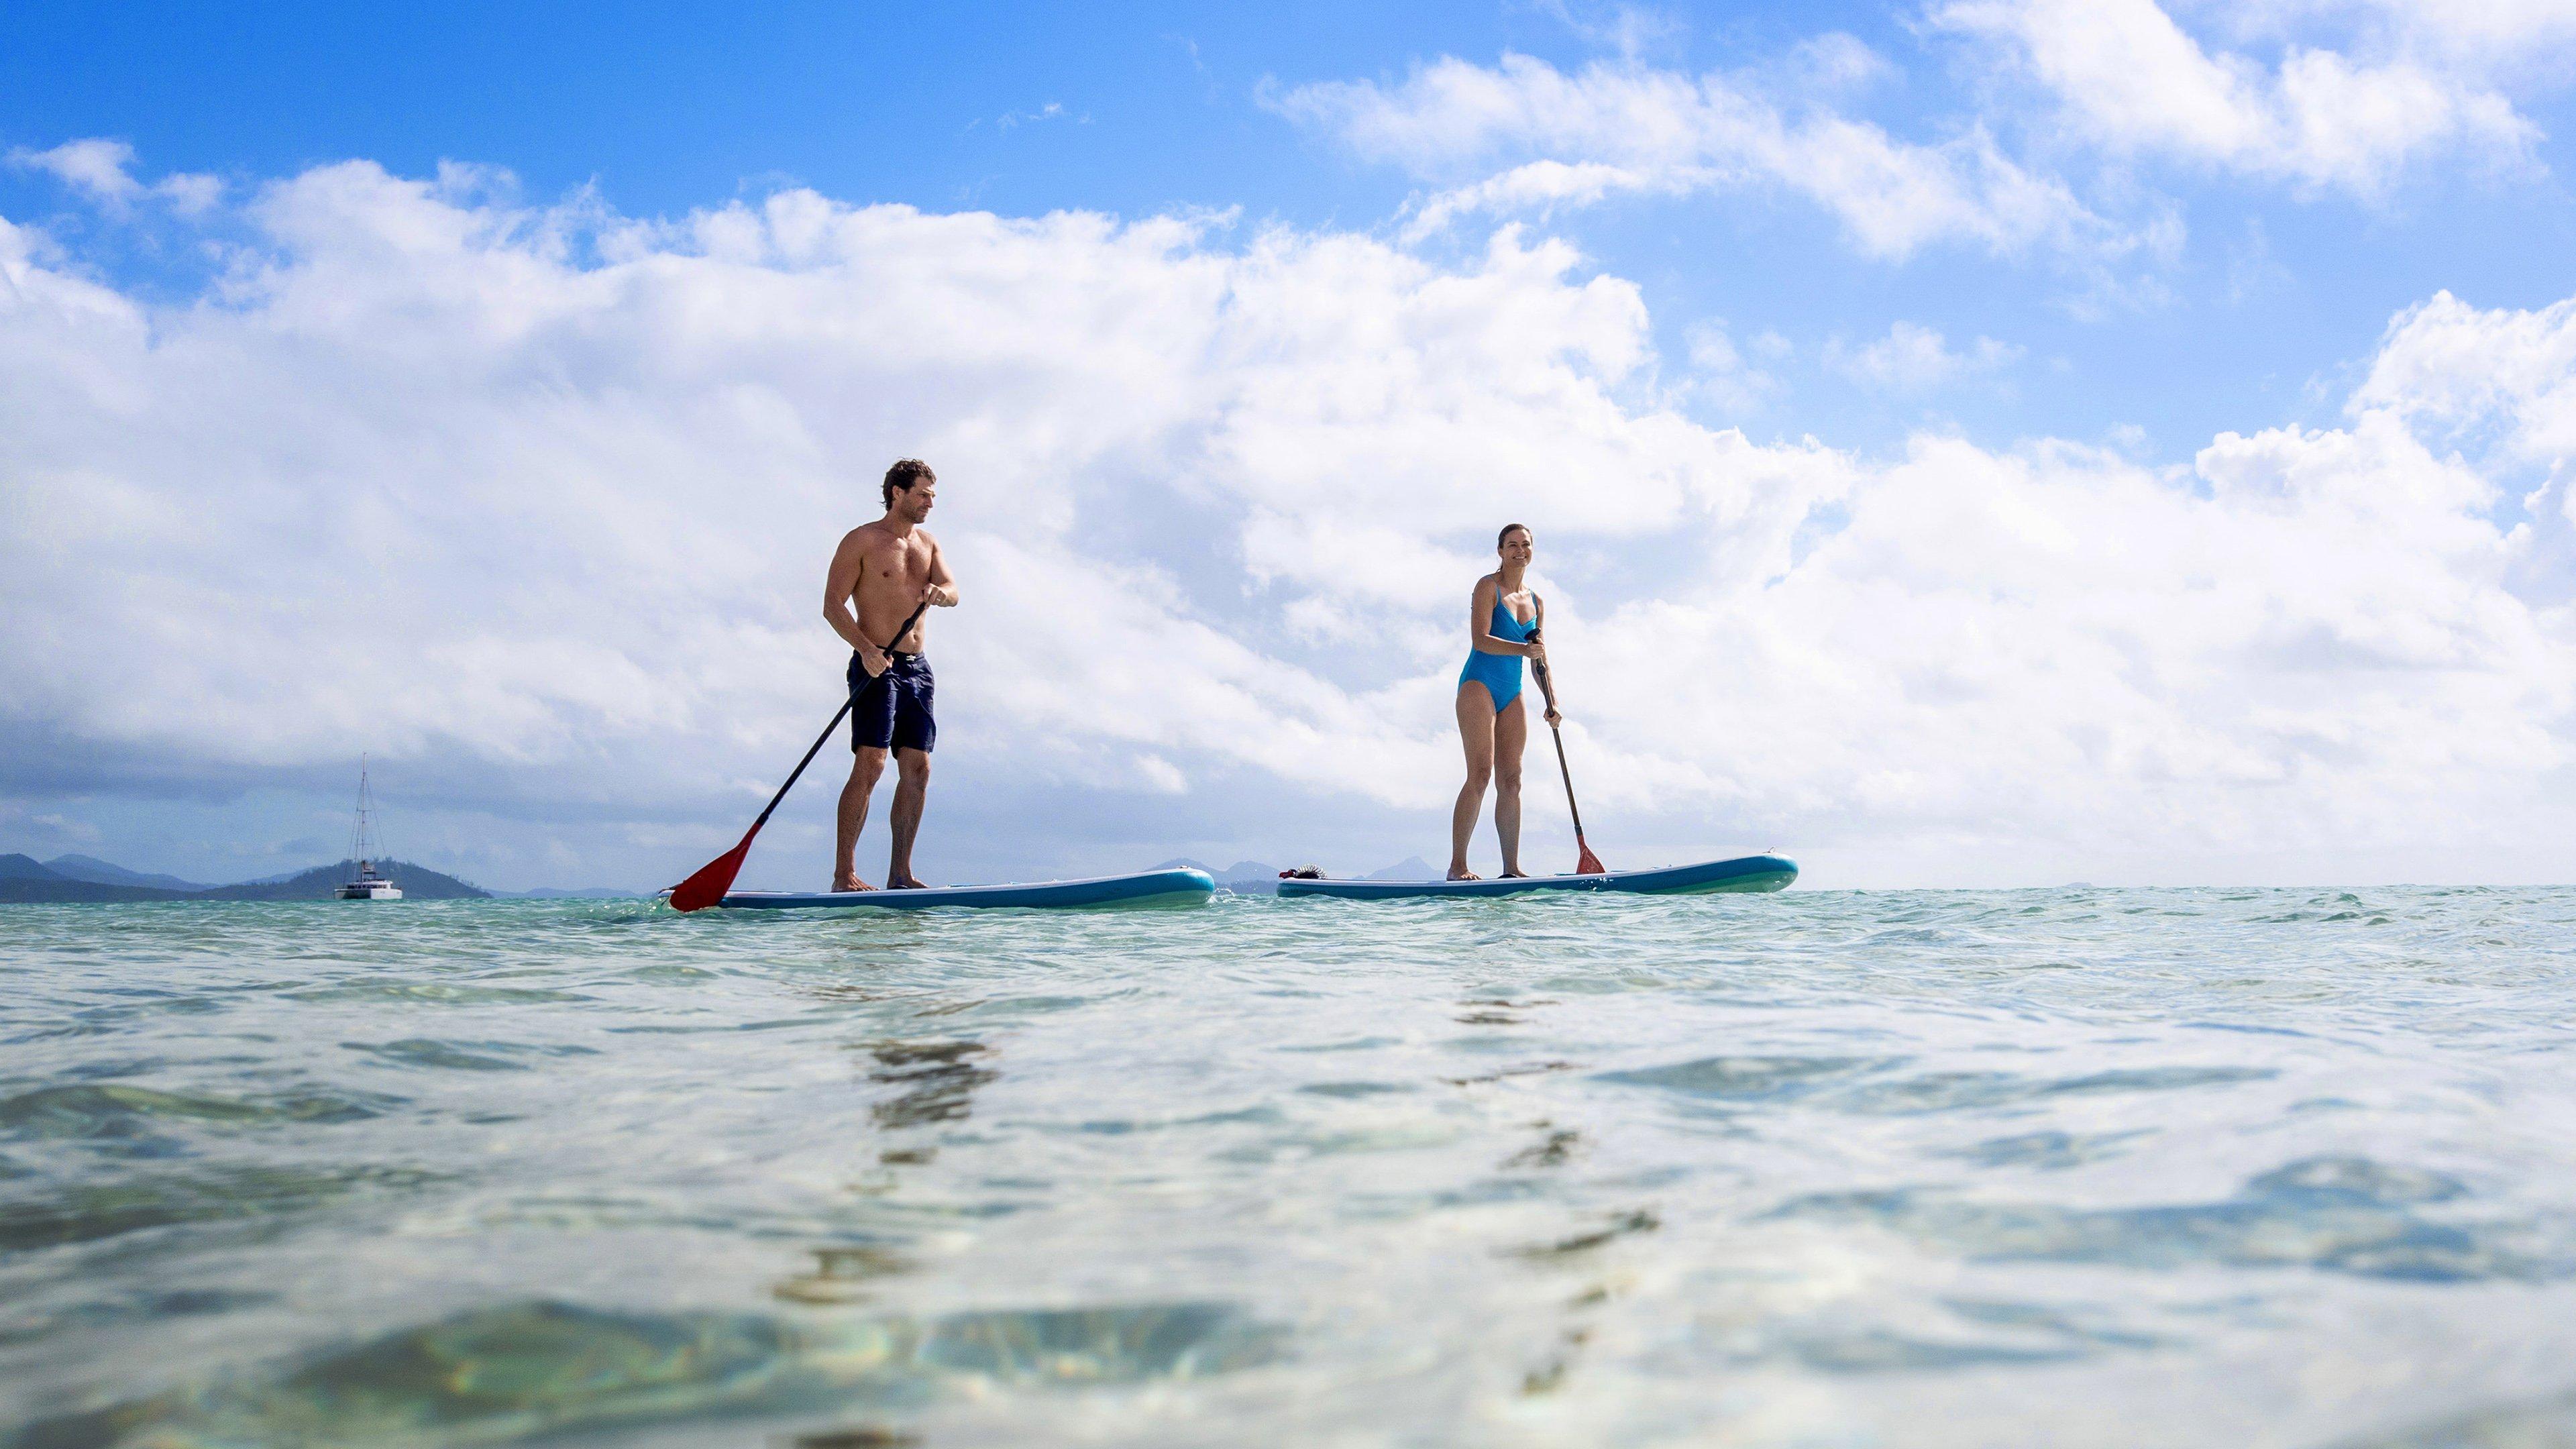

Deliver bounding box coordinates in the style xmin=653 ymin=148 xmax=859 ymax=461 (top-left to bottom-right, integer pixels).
xmin=712 ymin=867 xmax=1216 ymax=912
xmin=1277 ymin=853 xmax=1795 ymax=900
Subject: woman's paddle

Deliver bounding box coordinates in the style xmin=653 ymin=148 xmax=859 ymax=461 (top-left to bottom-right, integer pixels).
xmin=1527 ymin=636 xmax=1607 ymax=875
xmin=667 ymin=598 xmax=932 ymax=912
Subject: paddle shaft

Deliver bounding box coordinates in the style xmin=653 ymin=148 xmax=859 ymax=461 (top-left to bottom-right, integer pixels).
xmin=745 ymin=596 xmax=934 ymax=832
xmin=1527 ymin=650 xmax=1593 ymax=852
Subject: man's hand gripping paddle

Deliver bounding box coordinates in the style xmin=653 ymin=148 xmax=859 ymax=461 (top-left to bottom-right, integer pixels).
xmin=1528 ymin=635 xmax=1608 ymax=875
xmin=667 ymin=598 xmax=933 ymax=912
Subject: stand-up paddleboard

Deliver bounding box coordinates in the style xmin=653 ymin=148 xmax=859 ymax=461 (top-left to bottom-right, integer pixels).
xmin=699 ymin=867 xmax=1216 ymax=912
xmin=1278 ymin=854 xmax=1794 ymax=900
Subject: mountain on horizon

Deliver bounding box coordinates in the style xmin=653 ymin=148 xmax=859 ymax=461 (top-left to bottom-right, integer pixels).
xmin=1363 ymin=855 xmax=1439 ymax=881
xmin=1145 ymin=855 xmax=1439 ymax=890
xmin=1150 ymin=858 xmax=1291 ymax=882
xmin=0 ymin=854 xmax=58 ymax=880
xmin=0 ymin=853 xmax=492 ymax=904
xmin=209 ymin=859 xmax=492 ymax=901
xmin=43 ymin=854 xmax=210 ymax=892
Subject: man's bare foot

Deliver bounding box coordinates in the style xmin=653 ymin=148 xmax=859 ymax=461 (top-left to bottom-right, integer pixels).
xmin=885 ymin=873 xmax=930 ymax=890
xmin=1499 ymin=869 xmax=1531 ymax=877
xmin=832 ymin=873 xmax=877 ymax=892
xmin=1447 ymin=865 xmax=1482 ymax=881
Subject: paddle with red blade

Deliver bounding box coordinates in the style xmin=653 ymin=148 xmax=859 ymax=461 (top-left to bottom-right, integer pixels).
xmin=667 ymin=598 xmax=932 ymax=912
xmin=1527 ymin=634 xmax=1607 ymax=875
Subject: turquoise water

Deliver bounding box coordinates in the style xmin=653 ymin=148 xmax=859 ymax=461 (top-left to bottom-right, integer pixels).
xmin=3 ymin=888 xmax=2574 ymax=1447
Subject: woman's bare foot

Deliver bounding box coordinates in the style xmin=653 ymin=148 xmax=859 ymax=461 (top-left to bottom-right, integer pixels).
xmin=1447 ymin=865 xmax=1483 ymax=881
xmin=832 ymin=873 xmax=877 ymax=892
xmin=1499 ymin=869 xmax=1531 ymax=877
xmin=885 ymin=873 xmax=930 ymax=890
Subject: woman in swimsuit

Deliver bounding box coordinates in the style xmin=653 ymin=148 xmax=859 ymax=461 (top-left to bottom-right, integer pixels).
xmin=1450 ymin=523 xmax=1559 ymax=881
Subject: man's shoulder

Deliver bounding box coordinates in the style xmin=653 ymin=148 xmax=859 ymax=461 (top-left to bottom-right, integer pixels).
xmin=840 ymin=520 xmax=894 ymax=549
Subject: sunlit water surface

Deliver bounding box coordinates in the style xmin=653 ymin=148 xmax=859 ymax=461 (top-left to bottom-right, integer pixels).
xmin=4 ymin=888 xmax=2575 ymax=1448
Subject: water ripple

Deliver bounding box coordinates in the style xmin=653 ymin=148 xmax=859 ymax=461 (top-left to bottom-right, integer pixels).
xmin=0 ymin=890 xmax=2571 ymax=1445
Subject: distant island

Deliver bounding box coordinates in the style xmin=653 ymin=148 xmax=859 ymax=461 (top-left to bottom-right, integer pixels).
xmin=1154 ymin=856 xmax=1440 ymax=896
xmin=0 ymin=853 xmax=534 ymax=904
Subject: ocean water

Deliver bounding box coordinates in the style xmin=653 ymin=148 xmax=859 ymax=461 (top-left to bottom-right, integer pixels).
xmin=3 ymin=887 xmax=2575 ymax=1448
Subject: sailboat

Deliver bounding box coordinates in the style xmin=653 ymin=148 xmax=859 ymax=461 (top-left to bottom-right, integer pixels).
xmin=336 ymin=757 xmax=402 ymax=901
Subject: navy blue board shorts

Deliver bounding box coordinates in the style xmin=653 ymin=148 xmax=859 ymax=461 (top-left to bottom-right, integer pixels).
xmin=849 ymin=651 xmax=936 ymax=754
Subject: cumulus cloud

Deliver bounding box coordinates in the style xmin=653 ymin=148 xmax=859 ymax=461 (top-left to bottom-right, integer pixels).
xmin=1684 ymin=319 xmax=1784 ymax=413
xmin=1272 ymin=53 xmax=2145 ymax=263
xmin=1936 ymin=0 xmax=2539 ymax=197
xmin=2226 ymin=0 xmax=2576 ymax=70
xmin=3 ymin=149 xmax=2574 ymax=884
xmin=2353 ymin=289 xmax=2576 ymax=469
xmin=7 ymin=138 xmax=222 ymax=215
xmin=1827 ymin=321 xmax=2022 ymax=392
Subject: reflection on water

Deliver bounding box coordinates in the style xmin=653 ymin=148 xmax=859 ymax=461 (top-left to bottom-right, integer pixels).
xmin=863 ymin=1041 xmax=994 ymax=1130
xmin=9 ymin=1299 xmax=1281 ymax=1448
xmin=1772 ymin=1155 xmax=2569 ymax=1283
xmin=1 ymin=888 xmax=2573 ymax=1446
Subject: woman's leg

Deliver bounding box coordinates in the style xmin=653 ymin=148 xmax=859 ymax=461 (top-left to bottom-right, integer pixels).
xmin=1494 ymin=695 xmax=1529 ymax=875
xmin=1450 ymin=682 xmax=1497 ymax=879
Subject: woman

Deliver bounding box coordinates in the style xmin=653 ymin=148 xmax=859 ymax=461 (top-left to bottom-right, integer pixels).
xmin=1450 ymin=523 xmax=1559 ymax=880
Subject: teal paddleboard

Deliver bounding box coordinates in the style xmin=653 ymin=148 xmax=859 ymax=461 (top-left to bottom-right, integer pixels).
xmin=1277 ymin=853 xmax=1794 ymax=900
xmin=710 ymin=867 xmax=1216 ymax=911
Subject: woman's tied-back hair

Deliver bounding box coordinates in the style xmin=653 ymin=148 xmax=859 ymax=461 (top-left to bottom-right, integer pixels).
xmin=1497 ymin=523 xmax=1531 ymax=550
xmin=883 ymin=458 xmax=937 ymax=510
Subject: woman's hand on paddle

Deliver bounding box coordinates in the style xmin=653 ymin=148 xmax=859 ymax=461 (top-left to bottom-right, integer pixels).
xmin=1545 ymin=706 xmax=1562 ymax=727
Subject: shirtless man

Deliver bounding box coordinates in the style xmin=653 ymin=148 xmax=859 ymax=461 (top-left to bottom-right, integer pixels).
xmin=823 ymin=459 xmax=959 ymax=891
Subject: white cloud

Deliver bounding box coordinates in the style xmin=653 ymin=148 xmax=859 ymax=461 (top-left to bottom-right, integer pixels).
xmin=2226 ymin=0 xmax=2576 ymax=69
xmin=3 ymin=156 xmax=2574 ymax=884
xmin=2353 ymin=288 xmax=2576 ymax=470
xmin=1827 ymin=321 xmax=2023 ymax=391
xmin=1684 ymin=319 xmax=1781 ymax=413
xmin=7 ymin=137 xmax=223 ymax=215
xmin=1274 ymin=54 xmax=2145 ymax=263
xmin=1936 ymin=0 xmax=2539 ymax=197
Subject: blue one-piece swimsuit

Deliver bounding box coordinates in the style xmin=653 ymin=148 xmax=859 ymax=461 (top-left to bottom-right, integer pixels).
xmin=1460 ymin=599 xmax=1537 ymax=710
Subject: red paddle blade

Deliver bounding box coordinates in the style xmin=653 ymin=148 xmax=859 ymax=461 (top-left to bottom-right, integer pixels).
xmin=1575 ymin=841 xmax=1607 ymax=875
xmin=668 ymin=835 xmax=753 ymax=912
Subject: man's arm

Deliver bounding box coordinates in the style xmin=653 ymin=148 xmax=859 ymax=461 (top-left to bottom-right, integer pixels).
xmin=823 ymin=529 xmax=887 ymax=674
xmin=923 ymin=533 xmax=959 ymax=607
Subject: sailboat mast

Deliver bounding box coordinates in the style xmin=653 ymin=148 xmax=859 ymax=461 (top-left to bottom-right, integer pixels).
xmin=352 ymin=755 xmax=376 ymax=870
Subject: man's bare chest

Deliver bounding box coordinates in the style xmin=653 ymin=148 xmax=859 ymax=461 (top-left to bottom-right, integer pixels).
xmin=861 ymin=538 xmax=930 ymax=588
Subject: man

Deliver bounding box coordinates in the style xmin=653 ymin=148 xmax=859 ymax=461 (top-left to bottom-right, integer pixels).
xmin=823 ymin=458 xmax=959 ymax=890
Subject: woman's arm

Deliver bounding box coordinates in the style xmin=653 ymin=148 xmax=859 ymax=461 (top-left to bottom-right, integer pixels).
xmin=1533 ymin=595 xmax=1559 ymax=724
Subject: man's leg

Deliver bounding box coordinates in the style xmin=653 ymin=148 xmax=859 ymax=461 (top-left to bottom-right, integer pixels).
xmin=886 ymin=747 xmax=931 ymax=889
xmin=836 ymin=747 xmax=888 ymax=891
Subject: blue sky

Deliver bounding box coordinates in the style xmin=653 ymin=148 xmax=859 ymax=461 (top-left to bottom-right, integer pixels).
xmin=6 ymin=1 xmax=2576 ymax=890
xmin=22 ymin=0 xmax=2576 ymax=462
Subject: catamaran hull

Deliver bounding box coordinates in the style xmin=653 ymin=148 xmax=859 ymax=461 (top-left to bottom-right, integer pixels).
xmin=710 ymin=868 xmax=1217 ymax=912
xmin=1277 ymin=854 xmax=1796 ymax=900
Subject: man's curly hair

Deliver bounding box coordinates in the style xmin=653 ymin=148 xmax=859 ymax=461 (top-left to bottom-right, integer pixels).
xmin=883 ymin=458 xmax=936 ymax=510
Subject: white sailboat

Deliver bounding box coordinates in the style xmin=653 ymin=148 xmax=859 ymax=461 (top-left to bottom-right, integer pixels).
xmin=337 ymin=757 xmax=402 ymax=901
